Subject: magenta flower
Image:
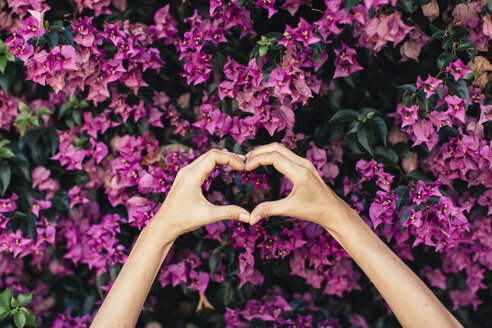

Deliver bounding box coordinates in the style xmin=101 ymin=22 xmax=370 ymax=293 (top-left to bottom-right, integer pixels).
xmin=89 ymin=137 xmax=108 ymax=164
xmin=51 ymin=46 xmax=78 ymax=71
xmin=255 ymin=0 xmax=277 ymax=18
xmin=18 ymin=15 xmax=45 ymax=40
xmin=333 ymin=43 xmax=363 ymax=78
xmin=31 ymin=197 xmax=51 ymax=217
xmin=68 ymin=185 xmax=89 ymax=208
xmin=192 ymin=104 xmax=223 ymax=135
xmin=188 ymin=271 xmax=210 ymax=294
xmin=445 ymin=59 xmax=473 ymax=81
xmin=239 ymin=250 xmax=255 ymax=274
xmin=0 ymin=193 xmax=18 ymax=212
xmin=444 ymin=95 xmax=467 ymax=123
xmin=416 ymin=75 xmax=443 ymax=98
xmin=313 ymin=0 xmax=344 ymax=39
xmin=126 ymin=196 xmax=155 ymax=229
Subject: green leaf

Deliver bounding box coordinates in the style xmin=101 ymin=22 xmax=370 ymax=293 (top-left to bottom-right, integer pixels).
xmin=0 ymin=305 xmax=10 ymax=320
xmin=395 ymin=187 xmax=410 ymax=211
xmin=19 ymin=308 xmax=35 ymax=326
xmin=397 ymin=0 xmax=417 ymax=13
xmin=398 ymin=84 xmax=416 ymax=93
xmin=400 ymin=207 xmax=410 ymax=228
xmin=357 ymin=128 xmax=373 ymax=156
xmin=446 ymin=78 xmax=470 ymax=106
xmin=437 ymin=52 xmax=456 ymax=71
xmin=347 ymin=120 xmax=363 ymax=134
xmin=0 ymin=289 xmax=11 ymax=307
xmin=394 ymin=142 xmax=410 ymax=159
xmin=0 ymin=146 xmax=15 ymax=159
xmin=406 ymin=170 xmax=434 ymax=183
xmin=0 ymin=65 xmax=16 ymax=95
xmin=0 ymin=56 xmax=6 ymax=74
xmin=209 ymin=247 xmax=222 ymax=275
xmin=22 ymin=214 xmax=37 ymax=239
xmin=369 ymin=117 xmax=388 ymax=147
xmin=456 ymin=40 xmax=476 ymax=51
xmin=13 ymin=311 xmax=26 ymax=328
xmin=428 ymin=30 xmax=445 ymax=44
xmin=11 ymin=298 xmax=18 ymax=308
xmin=217 ymin=280 xmax=234 ymax=306
xmin=344 ymin=0 xmax=356 ymax=14
xmin=258 ymin=46 xmax=268 ymax=57
xmin=374 ymin=146 xmax=398 ymax=164
xmin=16 ymin=293 xmax=32 ymax=307
xmin=329 ymin=109 xmax=359 ymax=123
xmin=35 ymin=107 xmax=52 ymax=116
xmin=45 ymin=32 xmax=59 ymax=49
xmin=0 ymin=161 xmax=11 ymax=195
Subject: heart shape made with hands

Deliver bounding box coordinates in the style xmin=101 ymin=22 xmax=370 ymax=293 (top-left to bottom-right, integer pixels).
xmin=198 ymin=143 xmax=337 ymax=228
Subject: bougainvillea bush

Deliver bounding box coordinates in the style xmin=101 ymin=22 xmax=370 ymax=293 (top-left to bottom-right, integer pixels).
xmin=0 ymin=0 xmax=491 ymax=326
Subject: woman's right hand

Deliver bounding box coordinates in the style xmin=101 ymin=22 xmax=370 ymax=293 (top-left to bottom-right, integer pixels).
xmin=244 ymin=142 xmax=351 ymax=229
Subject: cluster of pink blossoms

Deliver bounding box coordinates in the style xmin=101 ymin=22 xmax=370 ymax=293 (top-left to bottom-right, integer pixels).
xmin=0 ymin=0 xmax=491 ymax=325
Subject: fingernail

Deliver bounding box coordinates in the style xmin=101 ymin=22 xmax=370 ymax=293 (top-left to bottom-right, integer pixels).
xmin=237 ymin=154 xmax=246 ymax=160
xmin=239 ymin=214 xmax=249 ymax=222
xmin=254 ymin=215 xmax=261 ymax=223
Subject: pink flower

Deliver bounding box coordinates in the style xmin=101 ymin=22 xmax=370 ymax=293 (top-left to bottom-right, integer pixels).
xmin=333 ymin=43 xmax=363 ymax=78
xmin=445 ymin=59 xmax=473 ymax=81
xmin=31 ymin=197 xmax=51 ymax=217
xmin=0 ymin=193 xmax=18 ymax=212
xmin=444 ymin=95 xmax=467 ymax=124
xmin=18 ymin=15 xmax=45 ymax=40
xmin=416 ymin=75 xmax=442 ymax=98
xmin=68 ymin=185 xmax=89 ymax=208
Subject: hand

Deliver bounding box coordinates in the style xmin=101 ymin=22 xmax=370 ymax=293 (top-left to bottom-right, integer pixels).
xmin=153 ymin=149 xmax=251 ymax=239
xmin=244 ymin=143 xmax=349 ymax=229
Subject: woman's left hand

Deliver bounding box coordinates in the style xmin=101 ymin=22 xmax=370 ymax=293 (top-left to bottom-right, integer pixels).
xmin=152 ymin=148 xmax=251 ymax=239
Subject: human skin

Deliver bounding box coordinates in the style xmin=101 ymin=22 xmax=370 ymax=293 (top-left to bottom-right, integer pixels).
xmin=244 ymin=142 xmax=463 ymax=328
xmin=90 ymin=149 xmax=250 ymax=328
xmin=91 ymin=143 xmax=463 ymax=328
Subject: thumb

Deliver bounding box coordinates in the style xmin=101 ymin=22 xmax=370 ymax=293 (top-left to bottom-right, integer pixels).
xmin=249 ymin=199 xmax=292 ymax=225
xmin=211 ymin=204 xmax=251 ymax=223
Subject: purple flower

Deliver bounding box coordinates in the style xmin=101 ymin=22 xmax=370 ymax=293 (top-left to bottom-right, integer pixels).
xmin=192 ymin=104 xmax=223 ymax=135
xmin=444 ymin=95 xmax=467 ymax=123
xmin=188 ymin=271 xmax=210 ymax=294
xmin=68 ymin=185 xmax=89 ymax=208
xmin=18 ymin=15 xmax=45 ymax=40
xmin=445 ymin=59 xmax=473 ymax=81
xmin=255 ymin=0 xmax=277 ymax=18
xmin=31 ymin=197 xmax=51 ymax=217
xmin=0 ymin=193 xmax=18 ymax=212
xmin=239 ymin=250 xmax=254 ymax=274
xmin=416 ymin=75 xmax=443 ymax=98
xmin=333 ymin=43 xmax=363 ymax=78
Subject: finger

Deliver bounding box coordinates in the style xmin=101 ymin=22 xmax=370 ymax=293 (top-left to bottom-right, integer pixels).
xmin=209 ymin=204 xmax=251 ymax=223
xmin=194 ymin=149 xmax=245 ymax=183
xmin=245 ymin=143 xmax=305 ymax=166
xmin=249 ymin=199 xmax=293 ymax=224
xmin=244 ymin=151 xmax=298 ymax=182
xmin=223 ymin=148 xmax=246 ymax=161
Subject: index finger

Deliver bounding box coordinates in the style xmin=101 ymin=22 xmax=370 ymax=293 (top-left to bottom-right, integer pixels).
xmin=246 ymin=142 xmax=308 ymax=167
xmin=193 ymin=149 xmax=246 ymax=184
xmin=244 ymin=151 xmax=299 ymax=183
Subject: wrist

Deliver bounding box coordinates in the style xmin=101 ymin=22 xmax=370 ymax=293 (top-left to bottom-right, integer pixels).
xmin=320 ymin=196 xmax=360 ymax=237
xmin=144 ymin=213 xmax=179 ymax=247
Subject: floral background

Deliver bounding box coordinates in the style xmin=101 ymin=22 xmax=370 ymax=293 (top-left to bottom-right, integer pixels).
xmin=0 ymin=0 xmax=490 ymax=327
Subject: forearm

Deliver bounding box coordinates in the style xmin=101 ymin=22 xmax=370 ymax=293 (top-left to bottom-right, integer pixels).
xmin=323 ymin=202 xmax=462 ymax=328
xmin=91 ymin=217 xmax=176 ymax=328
